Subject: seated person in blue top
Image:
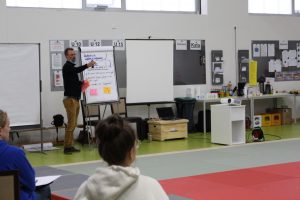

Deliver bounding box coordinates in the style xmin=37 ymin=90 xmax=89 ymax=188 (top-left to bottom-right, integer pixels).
xmin=0 ymin=109 xmax=51 ymax=200
xmin=74 ymin=114 xmax=169 ymax=200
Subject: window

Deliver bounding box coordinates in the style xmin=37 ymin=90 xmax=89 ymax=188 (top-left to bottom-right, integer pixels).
xmin=295 ymin=0 xmax=300 ymax=13
xmin=6 ymin=0 xmax=82 ymax=9
xmin=126 ymin=0 xmax=196 ymax=12
xmin=86 ymin=0 xmax=121 ymax=9
xmin=248 ymin=0 xmax=292 ymax=14
xmin=6 ymin=0 xmax=201 ymax=13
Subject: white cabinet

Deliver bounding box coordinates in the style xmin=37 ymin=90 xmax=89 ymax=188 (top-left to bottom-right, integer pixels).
xmin=211 ymin=104 xmax=245 ymax=145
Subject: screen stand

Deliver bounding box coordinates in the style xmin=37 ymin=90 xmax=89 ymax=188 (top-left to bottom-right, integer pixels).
xmin=147 ymin=104 xmax=151 ymax=119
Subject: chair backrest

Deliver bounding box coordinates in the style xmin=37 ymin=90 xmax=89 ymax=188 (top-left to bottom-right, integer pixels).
xmin=0 ymin=170 xmax=20 ymax=200
xmin=111 ymin=97 xmax=127 ymax=117
xmin=80 ymin=100 xmax=101 ymax=122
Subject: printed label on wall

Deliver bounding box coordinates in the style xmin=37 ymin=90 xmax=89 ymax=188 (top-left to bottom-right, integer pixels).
xmin=54 ymin=70 xmax=63 ymax=87
xmin=190 ymin=40 xmax=201 ymax=50
xmin=89 ymin=39 xmax=101 ymax=47
xmin=113 ymin=40 xmax=125 ymax=50
xmin=50 ymin=40 xmax=64 ymax=52
xmin=176 ymin=40 xmax=187 ymax=50
xmin=51 ymin=53 xmax=62 ymax=69
xmin=279 ymin=40 xmax=288 ymax=49
xmin=69 ymin=40 xmax=83 ymax=51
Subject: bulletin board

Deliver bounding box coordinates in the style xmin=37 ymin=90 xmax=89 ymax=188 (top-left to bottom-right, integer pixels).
xmin=49 ymin=38 xmax=206 ymax=91
xmin=49 ymin=39 xmax=125 ymax=91
xmin=251 ymin=40 xmax=300 ymax=81
xmin=174 ymin=40 xmax=206 ymax=85
xmin=238 ymin=50 xmax=249 ymax=83
xmin=211 ymin=50 xmax=223 ymax=85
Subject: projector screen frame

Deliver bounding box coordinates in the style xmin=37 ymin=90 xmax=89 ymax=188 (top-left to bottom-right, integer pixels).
xmin=0 ymin=43 xmax=44 ymax=151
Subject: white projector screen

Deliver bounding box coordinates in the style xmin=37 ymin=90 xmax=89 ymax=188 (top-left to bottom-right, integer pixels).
xmin=126 ymin=40 xmax=174 ymax=104
xmin=0 ymin=44 xmax=40 ymax=127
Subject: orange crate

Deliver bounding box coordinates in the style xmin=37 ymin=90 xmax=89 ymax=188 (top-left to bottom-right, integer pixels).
xmin=261 ymin=114 xmax=271 ymax=127
xmin=271 ymin=113 xmax=281 ymax=126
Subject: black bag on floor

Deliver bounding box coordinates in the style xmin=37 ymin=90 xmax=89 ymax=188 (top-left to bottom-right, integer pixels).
xmin=139 ymin=119 xmax=149 ymax=141
xmin=51 ymin=114 xmax=64 ymax=127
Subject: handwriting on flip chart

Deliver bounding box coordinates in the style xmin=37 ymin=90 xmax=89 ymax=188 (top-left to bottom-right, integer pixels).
xmin=82 ymin=51 xmax=116 ymax=95
xmin=80 ymin=46 xmax=119 ymax=104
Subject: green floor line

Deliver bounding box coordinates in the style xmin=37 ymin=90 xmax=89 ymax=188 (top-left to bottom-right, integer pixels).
xmin=26 ymin=123 xmax=300 ymax=167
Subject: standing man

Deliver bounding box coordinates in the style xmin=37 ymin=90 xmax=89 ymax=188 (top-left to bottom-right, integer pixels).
xmin=62 ymin=48 xmax=95 ymax=154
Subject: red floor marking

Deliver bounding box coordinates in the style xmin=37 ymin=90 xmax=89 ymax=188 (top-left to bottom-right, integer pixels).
xmin=160 ymin=162 xmax=300 ymax=200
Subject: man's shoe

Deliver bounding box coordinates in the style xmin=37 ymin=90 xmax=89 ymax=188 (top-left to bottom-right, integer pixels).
xmin=64 ymin=148 xmax=72 ymax=154
xmin=69 ymin=146 xmax=80 ymax=152
xmin=64 ymin=146 xmax=80 ymax=154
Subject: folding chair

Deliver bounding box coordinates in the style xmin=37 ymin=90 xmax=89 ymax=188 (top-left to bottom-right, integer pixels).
xmin=80 ymin=100 xmax=101 ymax=145
xmin=0 ymin=170 xmax=20 ymax=200
xmin=111 ymin=97 xmax=144 ymax=140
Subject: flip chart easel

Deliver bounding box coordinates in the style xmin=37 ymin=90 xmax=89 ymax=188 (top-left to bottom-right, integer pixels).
xmin=79 ymin=46 xmax=119 ymax=104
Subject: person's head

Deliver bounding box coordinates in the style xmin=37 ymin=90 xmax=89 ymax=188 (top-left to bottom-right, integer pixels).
xmin=96 ymin=114 xmax=138 ymax=166
xmin=64 ymin=48 xmax=76 ymax=63
xmin=0 ymin=109 xmax=10 ymax=141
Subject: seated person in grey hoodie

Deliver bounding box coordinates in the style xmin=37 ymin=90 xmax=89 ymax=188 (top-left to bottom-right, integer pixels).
xmin=74 ymin=114 xmax=169 ymax=200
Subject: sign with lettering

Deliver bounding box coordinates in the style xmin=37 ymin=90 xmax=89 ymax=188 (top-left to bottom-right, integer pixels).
xmin=69 ymin=40 xmax=83 ymax=51
xmin=113 ymin=39 xmax=125 ymax=51
xmin=88 ymin=39 xmax=101 ymax=47
xmin=176 ymin=40 xmax=187 ymax=50
xmin=80 ymin=46 xmax=119 ymax=104
xmin=190 ymin=40 xmax=201 ymax=50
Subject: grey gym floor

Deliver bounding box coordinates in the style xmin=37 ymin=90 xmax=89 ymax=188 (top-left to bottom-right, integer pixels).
xmin=54 ymin=138 xmax=300 ymax=180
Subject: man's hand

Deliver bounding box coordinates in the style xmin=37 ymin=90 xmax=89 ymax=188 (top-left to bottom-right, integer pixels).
xmin=87 ymin=60 xmax=96 ymax=68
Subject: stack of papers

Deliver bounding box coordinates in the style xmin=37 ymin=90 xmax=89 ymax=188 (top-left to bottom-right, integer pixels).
xmin=23 ymin=143 xmax=60 ymax=152
xmin=35 ymin=175 xmax=61 ymax=187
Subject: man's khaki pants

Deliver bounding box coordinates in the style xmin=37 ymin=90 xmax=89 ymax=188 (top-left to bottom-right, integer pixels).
xmin=63 ymin=98 xmax=80 ymax=148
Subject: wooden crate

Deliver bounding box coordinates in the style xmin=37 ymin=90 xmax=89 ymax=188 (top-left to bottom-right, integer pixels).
xmin=148 ymin=119 xmax=188 ymax=141
xmin=275 ymin=108 xmax=292 ymax=125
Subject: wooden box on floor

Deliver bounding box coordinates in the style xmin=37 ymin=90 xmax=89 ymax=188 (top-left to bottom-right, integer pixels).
xmin=147 ymin=119 xmax=188 ymax=141
xmin=275 ymin=108 xmax=292 ymax=125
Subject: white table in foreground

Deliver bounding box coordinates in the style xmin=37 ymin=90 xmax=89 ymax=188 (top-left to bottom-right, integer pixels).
xmin=211 ymin=104 xmax=245 ymax=145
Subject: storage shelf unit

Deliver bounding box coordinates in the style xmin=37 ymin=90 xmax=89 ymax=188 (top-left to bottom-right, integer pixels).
xmin=211 ymin=104 xmax=245 ymax=145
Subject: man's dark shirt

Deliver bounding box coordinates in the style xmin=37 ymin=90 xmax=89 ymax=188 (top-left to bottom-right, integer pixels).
xmin=62 ymin=61 xmax=87 ymax=99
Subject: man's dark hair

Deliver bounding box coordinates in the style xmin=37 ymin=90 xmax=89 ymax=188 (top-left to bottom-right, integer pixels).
xmin=96 ymin=114 xmax=136 ymax=165
xmin=64 ymin=47 xmax=74 ymax=56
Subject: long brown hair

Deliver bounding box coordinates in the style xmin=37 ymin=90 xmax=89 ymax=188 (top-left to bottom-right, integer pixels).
xmin=0 ymin=109 xmax=8 ymax=128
